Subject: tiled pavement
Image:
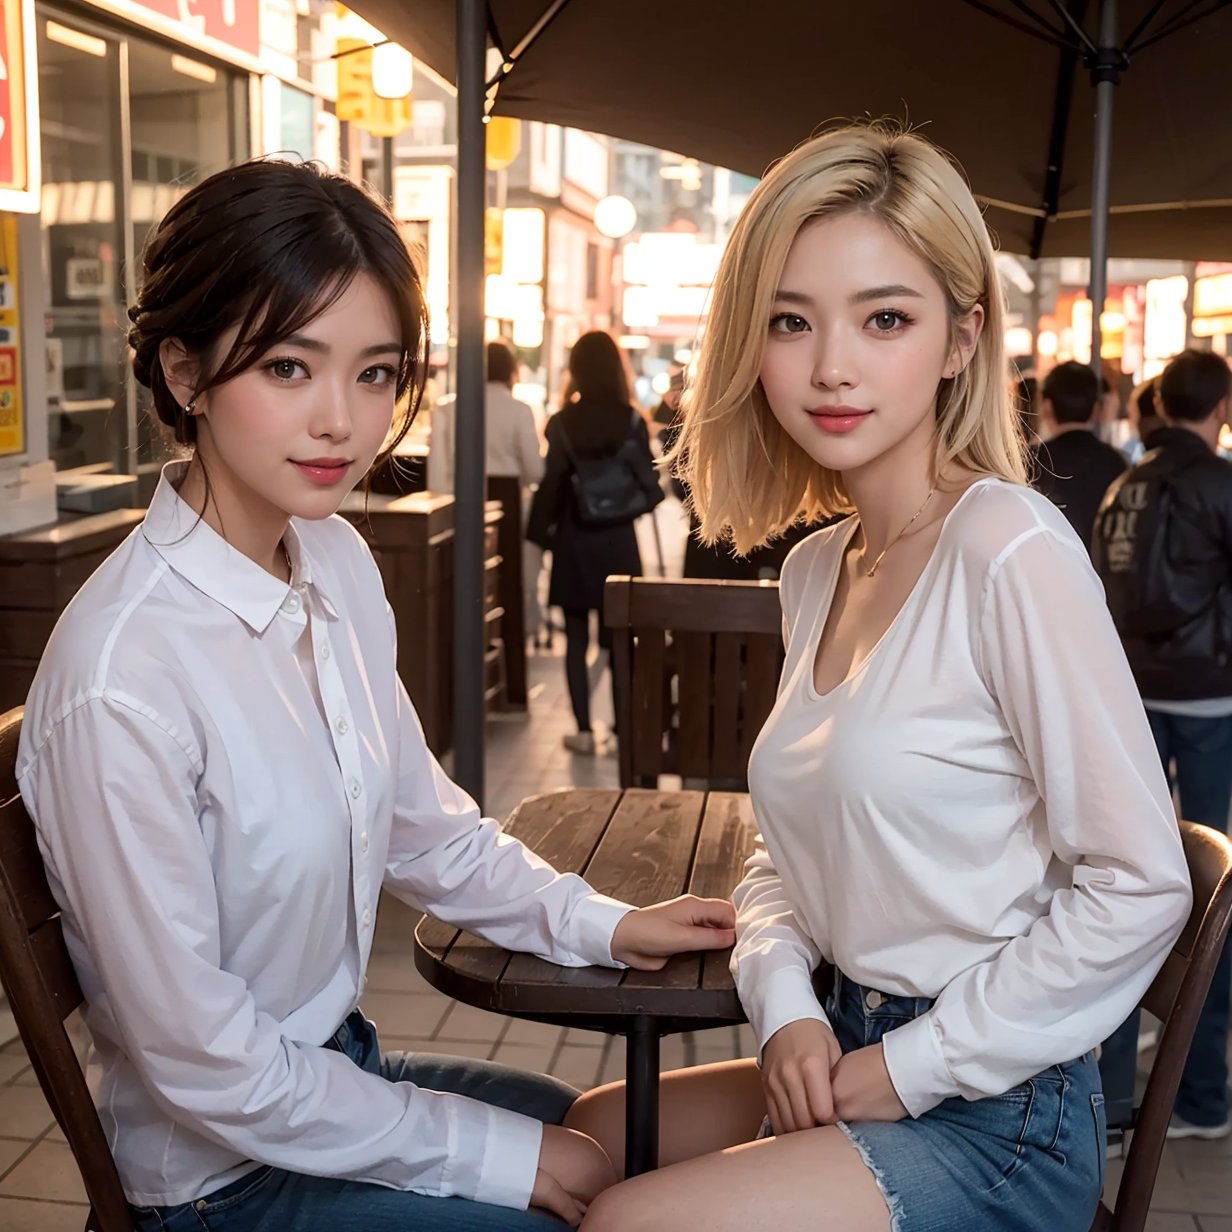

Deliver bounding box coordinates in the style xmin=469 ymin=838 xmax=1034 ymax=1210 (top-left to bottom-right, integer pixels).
xmin=3 ymin=502 xmax=1232 ymax=1229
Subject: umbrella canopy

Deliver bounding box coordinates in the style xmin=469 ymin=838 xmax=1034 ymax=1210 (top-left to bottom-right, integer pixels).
xmin=351 ymin=0 xmax=1232 ymax=260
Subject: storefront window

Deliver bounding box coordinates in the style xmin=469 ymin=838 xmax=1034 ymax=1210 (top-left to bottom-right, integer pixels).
xmin=37 ymin=17 xmax=126 ymax=475
xmin=36 ymin=6 xmax=248 ymax=493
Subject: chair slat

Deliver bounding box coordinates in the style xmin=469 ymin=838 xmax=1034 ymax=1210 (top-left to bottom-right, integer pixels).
xmin=710 ymin=634 xmax=744 ymax=779
xmin=740 ymin=634 xmax=782 ymax=767
xmin=631 ymin=628 xmax=666 ymax=779
xmin=675 ymin=632 xmax=713 ymax=780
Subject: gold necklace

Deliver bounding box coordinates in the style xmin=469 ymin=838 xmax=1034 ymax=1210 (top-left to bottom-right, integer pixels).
xmin=864 ymin=486 xmax=937 ymax=578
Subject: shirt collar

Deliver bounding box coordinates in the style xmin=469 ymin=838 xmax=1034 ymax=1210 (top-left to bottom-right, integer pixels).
xmin=142 ymin=462 xmax=338 ymax=632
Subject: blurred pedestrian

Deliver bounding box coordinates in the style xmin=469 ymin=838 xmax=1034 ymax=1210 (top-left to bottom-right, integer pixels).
xmin=1123 ymin=377 xmax=1166 ymax=463
xmin=527 ymin=331 xmax=661 ymax=754
xmin=427 ymin=338 xmax=547 ymax=637
xmin=569 ymin=123 xmax=1189 ymax=1232
xmin=1030 ymin=361 xmax=1127 ymax=550
xmin=1094 ymin=347 xmax=1232 ymax=1140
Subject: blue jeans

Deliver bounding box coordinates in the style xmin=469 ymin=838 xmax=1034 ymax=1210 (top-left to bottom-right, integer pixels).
xmin=1144 ymin=710 xmax=1232 ymax=1126
xmin=129 ymin=1011 xmax=579 ymax=1231
xmin=828 ymin=971 xmax=1104 ymax=1232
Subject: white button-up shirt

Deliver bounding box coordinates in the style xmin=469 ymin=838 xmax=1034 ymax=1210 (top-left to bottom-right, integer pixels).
xmin=736 ymin=479 xmax=1192 ymax=1117
xmin=17 ymin=462 xmax=632 ymax=1209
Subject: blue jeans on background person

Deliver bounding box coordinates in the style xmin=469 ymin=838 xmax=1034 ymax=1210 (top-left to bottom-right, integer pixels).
xmin=130 ymin=1011 xmax=578 ymax=1231
xmin=1100 ymin=710 xmax=1232 ymax=1130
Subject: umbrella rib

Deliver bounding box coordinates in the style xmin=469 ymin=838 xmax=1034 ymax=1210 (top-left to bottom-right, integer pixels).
xmin=484 ymin=0 xmax=575 ymax=92
xmin=1120 ymin=0 xmax=1170 ymax=50
xmin=1004 ymin=0 xmax=1073 ymax=39
xmin=962 ymin=0 xmax=1074 ymax=47
xmin=1129 ymin=0 xmax=1232 ymax=53
xmin=1043 ymin=0 xmax=1100 ymax=51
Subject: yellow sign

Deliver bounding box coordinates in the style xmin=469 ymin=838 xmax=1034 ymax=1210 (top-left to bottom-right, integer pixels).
xmin=0 ymin=215 xmax=23 ymax=457
xmin=0 ymin=0 xmax=42 ymax=214
xmin=335 ymin=24 xmax=411 ymax=138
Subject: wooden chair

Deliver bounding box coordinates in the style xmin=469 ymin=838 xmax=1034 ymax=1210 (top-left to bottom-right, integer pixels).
xmin=487 ymin=475 xmax=528 ymax=709
xmin=0 ymin=706 xmax=134 ymax=1231
xmin=1093 ymin=820 xmax=1232 ymax=1231
xmin=604 ymin=576 xmax=784 ymax=790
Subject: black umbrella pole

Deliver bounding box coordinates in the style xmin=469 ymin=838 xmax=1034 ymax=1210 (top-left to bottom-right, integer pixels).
xmin=453 ymin=0 xmax=487 ymax=806
xmin=1088 ymin=0 xmax=1119 ymax=372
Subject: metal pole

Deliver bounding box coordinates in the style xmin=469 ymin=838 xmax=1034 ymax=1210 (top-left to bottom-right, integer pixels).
xmin=625 ymin=1017 xmax=661 ymax=1176
xmin=454 ymin=0 xmax=487 ymax=804
xmin=1088 ymin=0 xmax=1119 ymax=374
xmin=380 ymin=136 xmax=394 ymax=208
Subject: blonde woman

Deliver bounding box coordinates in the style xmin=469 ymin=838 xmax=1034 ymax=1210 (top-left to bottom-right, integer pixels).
xmin=564 ymin=125 xmax=1192 ymax=1231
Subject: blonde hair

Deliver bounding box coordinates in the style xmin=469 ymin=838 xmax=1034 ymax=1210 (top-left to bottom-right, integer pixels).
xmin=672 ymin=122 xmax=1027 ymax=554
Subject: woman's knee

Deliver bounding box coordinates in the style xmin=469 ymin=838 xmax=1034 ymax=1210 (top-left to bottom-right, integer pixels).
xmin=581 ymin=1183 xmax=654 ymax=1232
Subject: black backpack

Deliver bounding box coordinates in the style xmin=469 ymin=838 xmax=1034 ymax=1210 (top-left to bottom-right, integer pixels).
xmin=1095 ymin=456 xmax=1213 ymax=637
xmin=555 ymin=413 xmax=666 ymax=528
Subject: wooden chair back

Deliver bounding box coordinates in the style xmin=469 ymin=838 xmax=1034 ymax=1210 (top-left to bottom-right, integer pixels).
xmin=487 ymin=474 xmax=528 ymax=708
xmin=0 ymin=706 xmax=134 ymax=1231
xmin=1093 ymin=821 xmax=1232 ymax=1231
xmin=604 ymin=577 xmax=784 ymax=790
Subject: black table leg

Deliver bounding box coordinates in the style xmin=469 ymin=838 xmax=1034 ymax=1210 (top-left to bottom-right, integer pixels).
xmin=624 ymin=1015 xmax=660 ymax=1177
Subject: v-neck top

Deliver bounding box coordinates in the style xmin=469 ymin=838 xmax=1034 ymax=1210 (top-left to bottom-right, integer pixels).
xmin=733 ymin=478 xmax=1192 ymax=1118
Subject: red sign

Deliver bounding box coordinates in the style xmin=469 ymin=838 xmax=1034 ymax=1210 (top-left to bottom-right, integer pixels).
xmin=111 ymin=0 xmax=260 ymax=59
xmin=0 ymin=6 xmax=14 ymax=189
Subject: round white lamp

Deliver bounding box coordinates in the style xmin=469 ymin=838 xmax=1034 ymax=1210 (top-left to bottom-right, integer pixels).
xmin=594 ymin=195 xmax=638 ymax=240
xmin=371 ymin=42 xmax=414 ymax=100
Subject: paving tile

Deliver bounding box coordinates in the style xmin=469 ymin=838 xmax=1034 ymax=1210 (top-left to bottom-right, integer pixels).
xmin=365 ymin=949 xmax=435 ymax=994
xmin=360 ymin=991 xmax=452 ymax=1039
xmin=561 ymin=1028 xmax=605 ymax=1050
xmin=1198 ymin=1218 xmax=1232 ymax=1232
xmin=0 ymin=1088 xmax=55 ymax=1140
xmin=1145 ymin=1217 xmax=1200 ymax=1232
xmin=0 ymin=1056 xmax=30 ymax=1086
xmin=0 ymin=1197 xmax=89 ymax=1232
xmin=0 ymin=1140 xmax=32 ymax=1179
xmin=499 ymin=1019 xmax=564 ymax=1050
xmin=549 ymin=1045 xmax=603 ymax=1092
xmin=0 ymin=1013 xmax=16 ymax=1052
xmin=0 ymin=1141 xmax=87 ymax=1203
xmin=596 ymin=1039 xmax=626 ymax=1087
xmin=488 ymin=1041 xmax=557 ymax=1077
xmin=432 ymin=1001 xmax=511 ymax=1045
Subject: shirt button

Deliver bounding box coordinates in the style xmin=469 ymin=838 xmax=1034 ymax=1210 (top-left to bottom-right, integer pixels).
xmin=865 ymin=990 xmax=885 ymax=1011
xmin=362 ymin=908 xmax=372 ymax=927
xmin=321 ymin=645 xmax=331 ymax=660
xmin=360 ymin=833 xmax=369 ymax=855
xmin=281 ymin=593 xmax=300 ymax=614
xmin=350 ymin=780 xmax=362 ymax=800
xmin=335 ymin=716 xmax=349 ymax=735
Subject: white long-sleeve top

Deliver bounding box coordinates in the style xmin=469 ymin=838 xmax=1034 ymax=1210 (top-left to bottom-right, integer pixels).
xmin=733 ymin=478 xmax=1192 ymax=1119
xmin=16 ymin=462 xmax=632 ymax=1209
xmin=426 ymin=382 xmax=545 ymax=494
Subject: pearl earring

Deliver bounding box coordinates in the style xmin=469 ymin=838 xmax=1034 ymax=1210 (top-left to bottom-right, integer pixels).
xmin=185 ymin=400 xmax=197 ymax=415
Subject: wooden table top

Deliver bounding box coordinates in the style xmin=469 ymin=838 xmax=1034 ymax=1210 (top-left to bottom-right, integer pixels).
xmin=414 ymin=788 xmax=758 ymax=1030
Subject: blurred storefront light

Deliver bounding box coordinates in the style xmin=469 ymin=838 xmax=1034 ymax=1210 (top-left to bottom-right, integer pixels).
xmin=594 ymin=194 xmax=637 ymax=239
xmin=371 ymin=41 xmax=412 ymax=99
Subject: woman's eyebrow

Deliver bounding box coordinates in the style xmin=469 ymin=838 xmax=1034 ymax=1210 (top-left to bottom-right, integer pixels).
xmin=281 ymin=335 xmax=402 ymax=358
xmin=771 ymin=285 xmax=925 ymax=307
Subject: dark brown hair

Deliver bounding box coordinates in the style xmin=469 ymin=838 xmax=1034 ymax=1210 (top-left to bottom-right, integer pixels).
xmin=127 ymin=158 xmax=427 ymax=459
xmin=566 ymin=330 xmax=631 ymax=407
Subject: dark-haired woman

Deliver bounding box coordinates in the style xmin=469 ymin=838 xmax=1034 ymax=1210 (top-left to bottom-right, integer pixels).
xmin=527 ymin=332 xmax=657 ymax=754
xmin=15 ymin=159 xmax=735 ymax=1232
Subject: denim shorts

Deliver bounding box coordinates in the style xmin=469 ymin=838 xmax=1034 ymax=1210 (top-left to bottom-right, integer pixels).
xmin=827 ymin=970 xmax=1106 ymax=1232
xmin=129 ymin=1010 xmax=578 ymax=1231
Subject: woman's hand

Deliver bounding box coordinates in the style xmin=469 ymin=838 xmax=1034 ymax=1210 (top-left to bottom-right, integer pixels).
xmin=609 ymin=895 xmax=736 ymax=970
xmin=760 ymin=1018 xmax=844 ymax=1134
xmin=531 ymin=1124 xmax=617 ymax=1226
xmin=830 ymin=1044 xmax=909 ymax=1123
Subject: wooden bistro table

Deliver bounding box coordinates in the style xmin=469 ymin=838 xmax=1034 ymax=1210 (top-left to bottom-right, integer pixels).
xmin=414 ymin=787 xmax=758 ymax=1177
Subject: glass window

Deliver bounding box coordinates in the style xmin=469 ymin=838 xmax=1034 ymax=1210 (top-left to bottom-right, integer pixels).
xmin=37 ymin=17 xmax=127 ymax=475
xmin=37 ymin=7 xmax=247 ymax=493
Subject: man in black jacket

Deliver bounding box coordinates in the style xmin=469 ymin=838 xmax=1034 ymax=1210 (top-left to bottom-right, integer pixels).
xmin=1031 ymin=361 xmax=1127 ymax=550
xmin=1093 ymin=348 xmax=1232 ymax=1140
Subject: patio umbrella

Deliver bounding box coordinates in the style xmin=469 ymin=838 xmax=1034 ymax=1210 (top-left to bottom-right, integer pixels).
xmin=348 ymin=0 xmax=1232 ymax=799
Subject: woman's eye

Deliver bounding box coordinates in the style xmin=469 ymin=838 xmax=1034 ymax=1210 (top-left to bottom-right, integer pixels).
xmin=268 ymin=358 xmax=308 ymax=380
xmin=359 ymin=364 xmax=397 ymax=387
xmin=869 ymin=310 xmax=909 ymax=333
xmin=769 ymin=313 xmax=809 ymax=335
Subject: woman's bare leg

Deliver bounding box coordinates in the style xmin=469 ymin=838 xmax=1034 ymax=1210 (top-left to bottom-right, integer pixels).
xmin=580 ymin=1126 xmax=892 ymax=1232
xmin=564 ymin=1058 xmax=766 ymax=1176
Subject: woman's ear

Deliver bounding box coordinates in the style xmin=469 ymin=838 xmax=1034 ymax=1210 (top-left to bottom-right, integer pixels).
xmin=946 ymin=305 xmax=985 ymax=379
xmin=158 ymin=338 xmax=199 ymax=411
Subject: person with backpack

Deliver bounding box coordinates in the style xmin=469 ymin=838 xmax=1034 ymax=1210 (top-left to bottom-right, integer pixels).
xmin=1093 ymin=347 xmax=1232 ymax=1140
xmin=527 ymin=332 xmax=663 ymax=754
